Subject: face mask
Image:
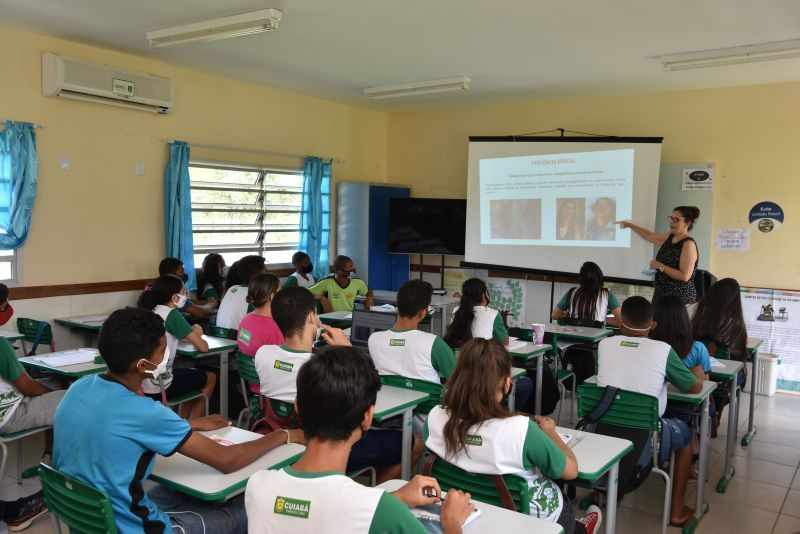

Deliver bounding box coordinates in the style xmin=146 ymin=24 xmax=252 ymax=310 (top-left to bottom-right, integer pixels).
xmin=302 ymin=263 xmax=314 ymax=274
xmin=347 ymin=270 xmax=357 ymax=279
xmin=174 ymin=293 xmax=187 ymax=308
xmin=180 ymin=273 xmax=189 ymax=283
xmin=139 ymin=347 xmax=170 ymax=378
xmin=220 ymin=265 xmax=229 ymax=277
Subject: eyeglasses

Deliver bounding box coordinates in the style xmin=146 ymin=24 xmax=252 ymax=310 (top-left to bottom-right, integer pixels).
xmin=667 ymin=216 xmax=683 ymax=224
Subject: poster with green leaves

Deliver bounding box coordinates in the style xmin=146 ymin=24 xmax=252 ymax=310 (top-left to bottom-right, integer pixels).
xmin=487 ymin=278 xmax=526 ymax=327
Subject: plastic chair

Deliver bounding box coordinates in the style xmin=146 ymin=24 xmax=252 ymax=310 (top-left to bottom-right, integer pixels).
xmin=577 ymin=383 xmax=673 ymax=534
xmin=421 ymin=452 xmax=532 ymax=513
xmin=0 ymin=426 xmax=51 ymax=484
xmin=207 ymin=325 xmax=237 ymax=340
xmin=16 ymin=318 xmax=55 ymax=356
xmin=157 ymin=376 xmax=208 ymax=417
xmin=235 ymin=351 xmax=261 ymax=429
xmin=379 ymin=375 xmax=443 ymax=415
xmin=38 ymin=463 xmax=119 ymax=534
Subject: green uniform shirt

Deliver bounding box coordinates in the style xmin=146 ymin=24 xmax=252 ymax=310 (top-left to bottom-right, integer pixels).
xmin=666 ymin=348 xmax=698 ymax=392
xmin=201 ymin=286 xmax=221 ymax=302
xmin=164 ymin=308 xmax=193 ymax=339
xmin=0 ymin=338 xmax=24 ymax=384
xmin=492 ymin=312 xmax=508 ymax=342
xmin=309 ymin=277 xmax=368 ymax=312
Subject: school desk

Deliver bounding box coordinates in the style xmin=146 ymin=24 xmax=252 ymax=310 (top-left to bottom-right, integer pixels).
xmin=54 ymin=314 xmax=108 ymax=347
xmin=176 ymin=335 xmax=239 ymax=419
xmin=709 ymin=358 xmax=745 ymax=494
xmin=373 ymin=385 xmax=430 ymax=481
xmin=19 ymin=349 xmax=107 ymax=378
xmin=507 ymin=342 xmax=549 ymax=415
xmin=741 ymin=337 xmax=763 ymax=447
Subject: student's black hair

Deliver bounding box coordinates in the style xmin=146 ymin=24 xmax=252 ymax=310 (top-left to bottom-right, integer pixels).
xmin=0 ymin=283 xmax=8 ymax=304
xmin=674 ymin=206 xmax=700 ymax=231
xmin=236 ymin=255 xmax=266 ymax=285
xmin=621 ymin=296 xmax=654 ymax=328
xmin=651 ymin=295 xmax=693 ymax=359
xmin=99 ymin=308 xmax=166 ymax=374
xmin=692 ymin=278 xmax=747 ymax=361
xmin=271 ymin=286 xmax=316 ymax=337
xmin=291 ymin=251 xmax=310 ymax=267
xmin=225 ymin=260 xmax=242 ymax=289
xmin=396 ymin=280 xmax=433 ymax=318
xmin=296 ymin=345 xmax=381 ymax=441
xmin=247 ymin=273 xmax=280 ymax=309
xmin=138 ymin=275 xmax=184 ymax=310
xmin=568 ymin=262 xmax=608 ymax=322
xmin=158 ymin=257 xmax=183 ymax=276
xmin=333 ymin=255 xmax=352 ymax=272
xmin=197 ymin=253 xmax=225 ymax=298
xmin=444 ymin=278 xmax=488 ymax=348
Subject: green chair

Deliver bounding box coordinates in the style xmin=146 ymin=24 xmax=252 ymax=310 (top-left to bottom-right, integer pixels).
xmin=235 ymin=351 xmax=262 ymax=429
xmin=421 ymin=452 xmax=532 ymax=514
xmin=38 ymin=463 xmax=118 ymax=534
xmin=155 ymin=376 xmax=208 ymax=418
xmin=0 ymin=426 xmax=51 ymax=484
xmin=577 ymin=384 xmax=672 ymax=534
xmin=207 ymin=325 xmax=237 ymax=340
xmin=379 ymin=375 xmax=443 ymax=415
xmin=16 ymin=318 xmax=55 ymax=356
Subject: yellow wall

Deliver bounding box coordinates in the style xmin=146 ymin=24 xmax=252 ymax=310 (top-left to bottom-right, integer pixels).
xmin=0 ymin=25 xmax=387 ymax=286
xmin=387 ymin=84 xmax=800 ymax=288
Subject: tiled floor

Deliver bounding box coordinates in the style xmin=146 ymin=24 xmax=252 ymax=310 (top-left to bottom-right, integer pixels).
xmin=3 ymin=391 xmax=800 ymax=533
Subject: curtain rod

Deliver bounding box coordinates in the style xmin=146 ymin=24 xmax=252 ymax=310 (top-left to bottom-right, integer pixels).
xmin=1 ymin=120 xmax=44 ymax=129
xmin=166 ymin=140 xmax=344 ymax=163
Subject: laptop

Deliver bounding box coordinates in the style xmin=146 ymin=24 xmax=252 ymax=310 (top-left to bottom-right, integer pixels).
xmin=350 ymin=309 xmax=433 ymax=348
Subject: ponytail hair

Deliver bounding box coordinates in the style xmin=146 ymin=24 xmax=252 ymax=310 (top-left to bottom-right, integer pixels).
xmin=442 ymin=338 xmax=512 ymax=458
xmin=138 ymin=275 xmax=184 ymax=310
xmin=569 ymin=261 xmax=607 ymax=322
xmin=247 ymin=273 xmax=280 ymax=308
xmin=674 ymin=206 xmax=700 ymax=231
xmin=444 ymin=278 xmax=487 ymax=348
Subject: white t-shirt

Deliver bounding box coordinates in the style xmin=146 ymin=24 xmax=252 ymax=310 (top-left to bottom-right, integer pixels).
xmin=141 ymin=304 xmax=187 ymax=394
xmin=0 ymin=377 xmax=22 ymax=431
xmin=216 ymin=285 xmax=249 ymax=330
xmin=597 ymin=336 xmax=672 ymax=415
xmin=368 ymin=329 xmax=445 ymax=384
xmin=245 ymin=467 xmax=421 ymax=533
xmin=289 ymin=272 xmax=315 ymax=288
xmin=254 ymin=345 xmax=311 ymax=402
xmin=470 ymin=306 xmax=499 ymax=340
xmin=425 ymin=406 xmax=566 ymax=521
xmin=566 ymin=292 xmax=610 ymax=323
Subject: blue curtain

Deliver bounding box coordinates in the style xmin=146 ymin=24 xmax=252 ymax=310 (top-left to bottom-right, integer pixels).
xmin=0 ymin=121 xmax=38 ymax=249
xmin=299 ymin=157 xmax=331 ymax=280
xmin=164 ymin=141 xmax=197 ymax=291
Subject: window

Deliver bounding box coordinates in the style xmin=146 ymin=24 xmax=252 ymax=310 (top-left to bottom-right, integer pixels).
xmin=188 ymin=164 xmax=304 ymax=268
xmin=0 ymin=249 xmax=16 ymax=282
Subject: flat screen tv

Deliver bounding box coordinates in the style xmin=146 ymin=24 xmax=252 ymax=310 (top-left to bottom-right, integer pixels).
xmin=388 ymin=198 xmax=467 ymax=255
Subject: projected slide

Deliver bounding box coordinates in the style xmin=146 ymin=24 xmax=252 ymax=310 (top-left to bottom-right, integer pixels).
xmin=479 ymin=149 xmax=634 ymax=247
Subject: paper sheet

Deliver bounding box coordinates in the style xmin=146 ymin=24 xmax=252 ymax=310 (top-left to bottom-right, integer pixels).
xmin=36 ymin=349 xmax=97 ymax=367
xmin=709 ymin=357 xmax=726 ymax=369
xmin=506 ymin=339 xmax=528 ymax=352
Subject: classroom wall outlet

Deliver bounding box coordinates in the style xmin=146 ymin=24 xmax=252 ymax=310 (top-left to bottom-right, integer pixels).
xmin=60 ymin=154 xmax=70 ymax=171
xmin=135 ymin=162 xmax=145 ymax=176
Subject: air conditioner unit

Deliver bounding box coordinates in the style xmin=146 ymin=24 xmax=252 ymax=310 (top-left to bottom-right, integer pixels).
xmin=42 ymin=52 xmax=174 ymax=114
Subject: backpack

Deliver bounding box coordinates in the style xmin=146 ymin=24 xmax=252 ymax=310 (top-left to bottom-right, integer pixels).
xmin=520 ymin=366 xmax=560 ymax=416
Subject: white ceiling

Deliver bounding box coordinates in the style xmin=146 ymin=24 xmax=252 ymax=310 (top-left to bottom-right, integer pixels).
xmin=3 ymin=0 xmax=800 ymax=110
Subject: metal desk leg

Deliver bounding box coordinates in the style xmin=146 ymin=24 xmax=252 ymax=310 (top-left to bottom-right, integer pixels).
xmin=220 ymin=351 xmax=229 ymax=419
xmin=685 ymin=395 xmax=711 ymax=533
xmin=604 ymin=462 xmax=619 ymax=534
xmin=717 ymin=377 xmax=738 ymax=493
xmin=742 ymin=350 xmax=758 ymax=446
xmin=535 ymin=353 xmax=543 ymax=415
xmin=401 ymin=408 xmax=412 ymax=480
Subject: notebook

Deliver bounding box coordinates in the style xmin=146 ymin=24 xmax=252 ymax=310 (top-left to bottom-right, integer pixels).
xmin=36 ymin=349 xmax=97 ymax=367
xmin=411 ymin=501 xmax=481 ymax=533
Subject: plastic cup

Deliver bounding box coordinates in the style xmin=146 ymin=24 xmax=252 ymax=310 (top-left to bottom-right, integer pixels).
xmin=531 ymin=323 xmax=545 ymax=344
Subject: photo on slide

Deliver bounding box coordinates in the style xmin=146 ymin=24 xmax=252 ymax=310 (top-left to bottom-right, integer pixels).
xmin=490 ymin=199 xmax=541 ymax=239
xmin=555 ymin=198 xmax=586 ymax=240
xmin=584 ymin=197 xmax=616 ymax=241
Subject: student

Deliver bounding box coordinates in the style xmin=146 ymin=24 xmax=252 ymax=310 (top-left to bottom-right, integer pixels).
xmin=224 ymin=259 xmax=243 ymax=295
xmin=424 ymin=338 xmax=602 ymax=534
xmin=138 ymin=275 xmax=215 ymax=419
xmin=369 ymin=280 xmax=456 ymax=385
xmin=197 ymin=253 xmax=227 ymax=306
xmin=158 ymin=257 xmax=215 ymax=319
xmin=308 ymin=255 xmax=374 ymax=312
xmin=53 ymin=307 xmax=304 ymax=534
xmin=0 ymin=491 xmax=47 ymax=532
xmin=0 ymin=335 xmax=64 ymax=469
xmin=0 ymin=283 xmax=13 ymax=326
xmin=282 ymin=251 xmax=316 ymax=289
xmin=216 ymin=255 xmax=267 ymax=330
xmin=245 ymin=344 xmax=474 ymax=534
xmin=237 ymin=273 xmax=284 ymax=356
xmin=596 ymin=296 xmax=702 ymax=526
xmin=551 ymin=262 xmax=621 ymax=326
xmin=444 ymin=278 xmax=509 ymax=348
xmin=651 ymin=295 xmax=711 ymax=380
xmin=255 ymin=287 xmax=413 ymax=482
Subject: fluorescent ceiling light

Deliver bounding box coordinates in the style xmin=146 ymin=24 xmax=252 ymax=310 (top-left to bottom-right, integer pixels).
xmin=661 ymin=39 xmax=800 ymax=71
xmin=363 ymin=76 xmax=471 ymax=100
xmin=146 ymin=9 xmax=282 ymax=49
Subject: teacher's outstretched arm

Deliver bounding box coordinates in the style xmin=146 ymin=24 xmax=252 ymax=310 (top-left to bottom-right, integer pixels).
xmin=616 ymin=220 xmax=669 ymax=245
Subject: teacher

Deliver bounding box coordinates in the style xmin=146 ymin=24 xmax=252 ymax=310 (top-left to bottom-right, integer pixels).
xmin=619 ymin=206 xmax=700 ymax=304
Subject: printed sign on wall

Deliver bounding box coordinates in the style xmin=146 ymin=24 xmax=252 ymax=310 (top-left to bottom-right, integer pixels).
xmin=749 ymin=201 xmax=784 ymax=233
xmin=682 ymin=168 xmax=713 ymax=190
